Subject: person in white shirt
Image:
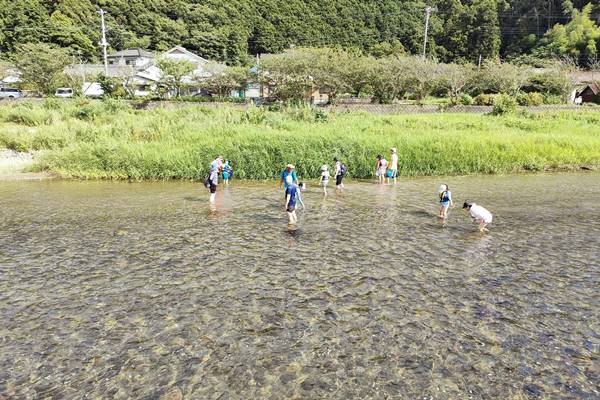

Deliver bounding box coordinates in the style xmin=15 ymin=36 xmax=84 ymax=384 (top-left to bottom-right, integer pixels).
xmin=388 ymin=148 xmax=399 ymax=184
xmin=463 ymin=202 xmax=493 ymax=232
xmin=320 ymin=164 xmax=330 ymax=195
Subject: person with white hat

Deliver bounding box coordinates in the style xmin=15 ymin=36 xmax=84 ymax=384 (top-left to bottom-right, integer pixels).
xmin=279 ymin=164 xmax=298 ymax=190
xmin=320 ymin=164 xmax=330 ymax=195
xmin=207 ymin=156 xmax=223 ymax=203
xmin=388 ymin=147 xmax=399 ymax=184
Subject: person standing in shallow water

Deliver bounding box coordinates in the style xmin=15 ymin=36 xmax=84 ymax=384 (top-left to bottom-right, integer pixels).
xmin=284 ymin=175 xmax=299 ymax=224
xmin=388 ymin=148 xmax=398 ymax=184
xmin=280 ymin=164 xmax=298 ymax=191
xmin=208 ymin=156 xmax=222 ymax=203
xmin=320 ymin=164 xmax=330 ymax=195
xmin=438 ymin=184 xmax=454 ymax=219
xmin=333 ymin=158 xmax=345 ymax=189
xmin=376 ymin=155 xmax=388 ymax=184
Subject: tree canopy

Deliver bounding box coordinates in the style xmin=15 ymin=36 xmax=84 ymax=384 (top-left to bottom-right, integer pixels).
xmin=0 ymin=0 xmax=599 ymax=67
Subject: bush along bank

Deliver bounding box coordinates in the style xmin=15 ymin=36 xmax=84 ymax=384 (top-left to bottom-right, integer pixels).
xmin=1 ymin=100 xmax=599 ymax=180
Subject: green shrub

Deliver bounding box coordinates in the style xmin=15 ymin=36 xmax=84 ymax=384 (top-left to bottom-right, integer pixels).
xmin=491 ymin=95 xmax=517 ymax=115
xmin=517 ymin=92 xmax=544 ymax=106
xmin=2 ymin=101 xmax=600 ymax=180
xmin=102 ymin=98 xmax=131 ymax=114
xmin=474 ymin=94 xmax=496 ymax=106
xmin=459 ymin=94 xmax=474 ymax=106
xmin=240 ymin=106 xmax=268 ymax=124
xmin=4 ymin=108 xmax=54 ymax=126
xmin=0 ymin=132 xmax=31 ymax=152
xmin=43 ymin=98 xmax=63 ymax=110
xmin=543 ymin=94 xmax=565 ymax=105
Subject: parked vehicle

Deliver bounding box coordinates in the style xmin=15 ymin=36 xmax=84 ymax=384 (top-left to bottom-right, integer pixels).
xmin=55 ymin=88 xmax=74 ymax=98
xmin=0 ymin=87 xmax=23 ymax=99
xmin=82 ymin=82 xmax=104 ymax=98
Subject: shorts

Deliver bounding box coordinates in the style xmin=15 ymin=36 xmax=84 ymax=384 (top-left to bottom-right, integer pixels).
xmin=222 ymin=172 xmax=230 ymax=180
xmin=388 ymin=169 xmax=397 ymax=178
xmin=209 ymin=183 xmax=217 ymax=194
xmin=287 ymin=205 xmax=296 ymax=212
xmin=321 ymin=179 xmax=329 ymax=187
xmin=336 ymin=175 xmax=343 ymax=186
xmin=440 ymin=201 xmax=450 ymax=208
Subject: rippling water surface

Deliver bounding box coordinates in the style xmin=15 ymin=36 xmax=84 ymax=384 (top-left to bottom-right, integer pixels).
xmin=1 ymin=174 xmax=599 ymax=399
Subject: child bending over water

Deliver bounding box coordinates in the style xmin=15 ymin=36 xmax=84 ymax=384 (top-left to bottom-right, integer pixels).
xmin=463 ymin=201 xmax=493 ymax=232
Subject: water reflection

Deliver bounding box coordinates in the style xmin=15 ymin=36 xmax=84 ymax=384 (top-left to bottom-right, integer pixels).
xmin=0 ymin=173 xmax=599 ymax=399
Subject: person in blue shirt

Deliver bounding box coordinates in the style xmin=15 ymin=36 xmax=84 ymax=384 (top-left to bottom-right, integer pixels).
xmin=222 ymin=159 xmax=233 ymax=185
xmin=280 ymin=164 xmax=298 ymax=190
xmin=284 ymin=175 xmax=299 ymax=224
xmin=438 ymin=184 xmax=454 ymax=219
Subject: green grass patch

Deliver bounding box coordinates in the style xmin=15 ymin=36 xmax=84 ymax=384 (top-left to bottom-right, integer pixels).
xmin=1 ymin=100 xmax=599 ymax=180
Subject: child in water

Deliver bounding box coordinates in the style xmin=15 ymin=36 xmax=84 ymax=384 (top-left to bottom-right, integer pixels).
xmin=463 ymin=201 xmax=493 ymax=232
xmin=376 ymin=155 xmax=388 ymax=184
xmin=222 ymin=159 xmax=233 ymax=185
xmin=320 ymin=165 xmax=330 ymax=195
xmin=284 ymin=175 xmax=303 ymax=224
xmin=438 ymin=184 xmax=454 ymax=219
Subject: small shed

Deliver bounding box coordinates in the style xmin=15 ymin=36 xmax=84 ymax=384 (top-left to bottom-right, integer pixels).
xmin=577 ymin=83 xmax=599 ymax=103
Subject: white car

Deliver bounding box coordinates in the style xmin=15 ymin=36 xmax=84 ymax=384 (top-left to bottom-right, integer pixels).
xmin=55 ymin=88 xmax=74 ymax=98
xmin=0 ymin=87 xmax=23 ymax=99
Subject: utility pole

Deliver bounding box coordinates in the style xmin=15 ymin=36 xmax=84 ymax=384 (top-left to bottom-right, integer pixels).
xmin=98 ymin=9 xmax=108 ymax=75
xmin=422 ymin=6 xmax=433 ymax=59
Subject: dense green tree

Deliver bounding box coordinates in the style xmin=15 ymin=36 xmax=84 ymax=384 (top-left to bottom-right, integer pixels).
xmin=196 ymin=64 xmax=250 ymax=97
xmin=1 ymin=0 xmax=599 ymax=67
xmin=534 ymin=3 xmax=600 ymax=66
xmin=11 ymin=42 xmax=72 ymax=94
xmin=156 ymin=58 xmax=195 ymax=98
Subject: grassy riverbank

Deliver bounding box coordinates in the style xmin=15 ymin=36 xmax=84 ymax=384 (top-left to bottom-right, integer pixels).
xmin=1 ymin=99 xmax=599 ymax=180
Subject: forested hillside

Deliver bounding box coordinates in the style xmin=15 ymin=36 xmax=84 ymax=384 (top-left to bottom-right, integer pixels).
xmin=1 ymin=0 xmax=599 ymax=66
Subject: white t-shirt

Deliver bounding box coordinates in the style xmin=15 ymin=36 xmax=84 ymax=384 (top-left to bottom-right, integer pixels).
xmin=321 ymin=170 xmax=330 ymax=181
xmin=469 ymin=204 xmax=493 ymax=224
xmin=390 ymin=153 xmax=398 ymax=170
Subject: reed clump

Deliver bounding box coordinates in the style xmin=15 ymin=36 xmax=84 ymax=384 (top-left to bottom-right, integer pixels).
xmin=1 ymin=100 xmax=599 ymax=180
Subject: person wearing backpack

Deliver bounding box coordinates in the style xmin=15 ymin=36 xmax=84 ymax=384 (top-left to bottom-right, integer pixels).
xmin=333 ymin=158 xmax=346 ymax=189
xmin=222 ymin=159 xmax=233 ymax=186
xmin=206 ymin=156 xmax=222 ymax=203
xmin=438 ymin=184 xmax=454 ymax=219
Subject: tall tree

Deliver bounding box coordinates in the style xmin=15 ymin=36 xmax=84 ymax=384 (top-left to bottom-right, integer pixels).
xmin=11 ymin=42 xmax=72 ymax=94
xmin=156 ymin=58 xmax=196 ymax=98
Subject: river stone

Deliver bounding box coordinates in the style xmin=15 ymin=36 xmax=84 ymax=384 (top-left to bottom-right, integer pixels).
xmin=160 ymin=386 xmax=183 ymax=400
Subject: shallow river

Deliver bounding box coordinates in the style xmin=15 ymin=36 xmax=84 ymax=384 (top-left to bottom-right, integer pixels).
xmin=1 ymin=173 xmax=599 ymax=399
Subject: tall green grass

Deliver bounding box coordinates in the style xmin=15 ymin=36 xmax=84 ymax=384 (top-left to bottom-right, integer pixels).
xmin=1 ymin=100 xmax=599 ymax=180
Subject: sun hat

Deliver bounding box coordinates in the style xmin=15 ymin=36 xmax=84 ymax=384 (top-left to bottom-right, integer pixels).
xmin=391 ymin=147 xmax=397 ymax=153
xmin=286 ymin=164 xmax=295 ymax=169
xmin=321 ymin=165 xmax=328 ymax=171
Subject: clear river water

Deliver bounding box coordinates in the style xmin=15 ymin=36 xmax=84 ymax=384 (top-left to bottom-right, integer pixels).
xmin=0 ymin=173 xmax=599 ymax=399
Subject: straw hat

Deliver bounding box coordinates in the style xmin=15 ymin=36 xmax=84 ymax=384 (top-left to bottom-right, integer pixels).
xmin=286 ymin=164 xmax=295 ymax=169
